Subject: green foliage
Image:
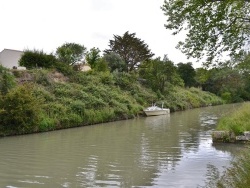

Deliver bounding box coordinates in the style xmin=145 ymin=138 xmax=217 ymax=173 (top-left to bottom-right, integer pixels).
xmin=221 ymin=92 xmax=232 ymax=103
xmin=53 ymin=62 xmax=75 ymax=76
xmin=177 ymin=62 xmax=196 ymax=87
xmin=0 ymin=65 xmax=16 ymax=95
xmin=105 ymin=31 xmax=154 ymax=72
xmin=31 ymin=69 xmax=52 ymax=86
xmin=216 ymin=103 xmax=250 ymax=135
xmin=162 ymin=0 xmax=250 ymax=63
xmin=235 ymin=53 xmax=250 ymax=100
xmin=0 ymin=84 xmax=42 ymax=135
xmin=19 ymin=49 xmax=57 ymax=69
xmin=38 ymin=115 xmax=56 ymax=131
xmin=112 ymin=71 xmax=137 ymax=90
xmin=56 ymin=42 xmax=86 ymax=65
xmin=164 ymin=87 xmax=223 ymax=111
xmin=0 ymin=67 xmax=223 ymax=136
xmin=195 ymin=68 xmax=210 ymax=88
xmin=85 ymin=47 xmax=101 ymax=69
xmin=139 ymin=57 xmax=184 ymax=93
xmin=103 ymin=52 xmax=126 ymax=72
xmin=202 ymin=67 xmax=245 ymax=102
xmin=94 ymin=58 xmax=109 ymax=72
xmin=95 ymin=71 xmax=114 ymax=85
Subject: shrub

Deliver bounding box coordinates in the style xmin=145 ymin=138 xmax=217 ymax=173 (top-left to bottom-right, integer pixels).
xmin=221 ymin=92 xmax=232 ymax=103
xmin=53 ymin=62 xmax=75 ymax=76
xmin=39 ymin=116 xmax=56 ymax=131
xmin=19 ymin=49 xmax=57 ymax=69
xmin=0 ymin=84 xmax=42 ymax=134
xmin=0 ymin=65 xmax=16 ymax=95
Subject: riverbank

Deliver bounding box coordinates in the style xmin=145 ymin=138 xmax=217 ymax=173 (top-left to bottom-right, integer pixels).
xmin=209 ymin=102 xmax=250 ymax=187
xmin=212 ymin=102 xmax=250 ymax=143
xmin=0 ymin=67 xmax=223 ymax=136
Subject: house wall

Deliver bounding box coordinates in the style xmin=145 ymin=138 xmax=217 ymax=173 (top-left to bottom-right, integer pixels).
xmin=0 ymin=49 xmax=24 ymax=69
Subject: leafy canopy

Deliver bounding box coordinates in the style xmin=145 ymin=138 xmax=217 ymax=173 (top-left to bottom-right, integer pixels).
xmin=85 ymin=47 xmax=101 ymax=69
xmin=56 ymin=42 xmax=86 ymax=65
xmin=139 ymin=56 xmax=183 ymax=93
xmin=105 ymin=31 xmax=154 ymax=72
xmin=177 ymin=62 xmax=196 ymax=87
xmin=162 ymin=0 xmax=250 ymax=63
xmin=103 ymin=52 xmax=126 ymax=72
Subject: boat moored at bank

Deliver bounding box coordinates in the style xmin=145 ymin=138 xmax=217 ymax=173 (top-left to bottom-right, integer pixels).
xmin=143 ymin=104 xmax=170 ymax=116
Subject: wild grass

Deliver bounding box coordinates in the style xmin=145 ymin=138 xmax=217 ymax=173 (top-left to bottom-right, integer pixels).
xmin=216 ymin=102 xmax=250 ymax=135
xmin=163 ymin=87 xmax=223 ymax=111
xmin=215 ymin=149 xmax=250 ymax=188
xmin=0 ymin=69 xmax=223 ymax=135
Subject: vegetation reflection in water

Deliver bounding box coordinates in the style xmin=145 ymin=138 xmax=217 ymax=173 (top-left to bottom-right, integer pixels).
xmin=0 ymin=104 xmax=243 ymax=187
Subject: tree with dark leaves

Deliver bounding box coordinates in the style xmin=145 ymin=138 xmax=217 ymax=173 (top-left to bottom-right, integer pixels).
xmin=105 ymin=31 xmax=154 ymax=72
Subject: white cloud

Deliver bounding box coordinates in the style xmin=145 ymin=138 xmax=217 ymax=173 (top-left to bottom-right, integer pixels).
xmin=0 ymin=0 xmax=201 ymax=67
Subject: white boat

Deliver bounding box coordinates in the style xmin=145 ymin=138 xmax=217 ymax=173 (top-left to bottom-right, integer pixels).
xmin=143 ymin=104 xmax=170 ymax=116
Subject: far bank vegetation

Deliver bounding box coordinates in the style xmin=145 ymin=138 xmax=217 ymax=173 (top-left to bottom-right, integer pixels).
xmin=2 ymin=31 xmax=250 ymax=136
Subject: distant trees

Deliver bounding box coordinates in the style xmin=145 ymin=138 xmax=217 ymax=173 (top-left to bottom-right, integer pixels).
xmin=105 ymin=31 xmax=154 ymax=72
xmin=19 ymin=50 xmax=57 ymax=69
xmin=139 ymin=57 xmax=183 ymax=93
xmin=195 ymin=68 xmax=210 ymax=89
xmin=56 ymin=43 xmax=86 ymax=65
xmin=202 ymin=68 xmax=245 ymax=102
xmin=177 ymin=62 xmax=196 ymax=87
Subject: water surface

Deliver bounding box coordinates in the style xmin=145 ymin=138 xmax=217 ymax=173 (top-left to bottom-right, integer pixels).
xmin=0 ymin=104 xmax=244 ymax=187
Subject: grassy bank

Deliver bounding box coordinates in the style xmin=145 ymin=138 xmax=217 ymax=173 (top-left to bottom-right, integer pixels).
xmin=211 ymin=102 xmax=250 ymax=187
xmin=0 ymin=67 xmax=223 ymax=136
xmin=216 ymin=102 xmax=250 ymax=135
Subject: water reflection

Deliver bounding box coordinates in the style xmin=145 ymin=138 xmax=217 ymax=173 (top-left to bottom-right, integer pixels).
xmin=0 ymin=104 xmax=243 ymax=187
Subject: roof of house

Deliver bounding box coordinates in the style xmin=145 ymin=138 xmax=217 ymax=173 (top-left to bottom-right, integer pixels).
xmin=0 ymin=49 xmax=23 ymax=53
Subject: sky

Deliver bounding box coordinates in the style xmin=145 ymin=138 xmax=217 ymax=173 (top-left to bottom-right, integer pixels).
xmin=0 ymin=0 xmax=201 ymax=67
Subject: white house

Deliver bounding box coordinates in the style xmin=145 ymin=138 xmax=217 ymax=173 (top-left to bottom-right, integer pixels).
xmin=0 ymin=49 xmax=25 ymax=69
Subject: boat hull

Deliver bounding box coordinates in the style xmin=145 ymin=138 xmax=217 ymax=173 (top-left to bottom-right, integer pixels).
xmin=144 ymin=109 xmax=170 ymax=116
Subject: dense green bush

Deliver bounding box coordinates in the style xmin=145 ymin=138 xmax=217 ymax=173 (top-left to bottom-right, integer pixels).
xmin=163 ymin=87 xmax=223 ymax=111
xmin=0 ymin=84 xmax=42 ymax=135
xmin=19 ymin=49 xmax=57 ymax=69
xmin=53 ymin=62 xmax=75 ymax=76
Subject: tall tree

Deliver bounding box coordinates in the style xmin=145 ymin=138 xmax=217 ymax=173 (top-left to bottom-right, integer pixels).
xmin=177 ymin=62 xmax=196 ymax=87
xmin=56 ymin=43 xmax=86 ymax=65
xmin=105 ymin=31 xmax=154 ymax=72
xmin=162 ymin=0 xmax=250 ymax=63
xmin=195 ymin=67 xmax=210 ymax=89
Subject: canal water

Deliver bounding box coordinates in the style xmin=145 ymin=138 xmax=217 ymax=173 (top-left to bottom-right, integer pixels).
xmin=0 ymin=104 xmax=244 ymax=187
